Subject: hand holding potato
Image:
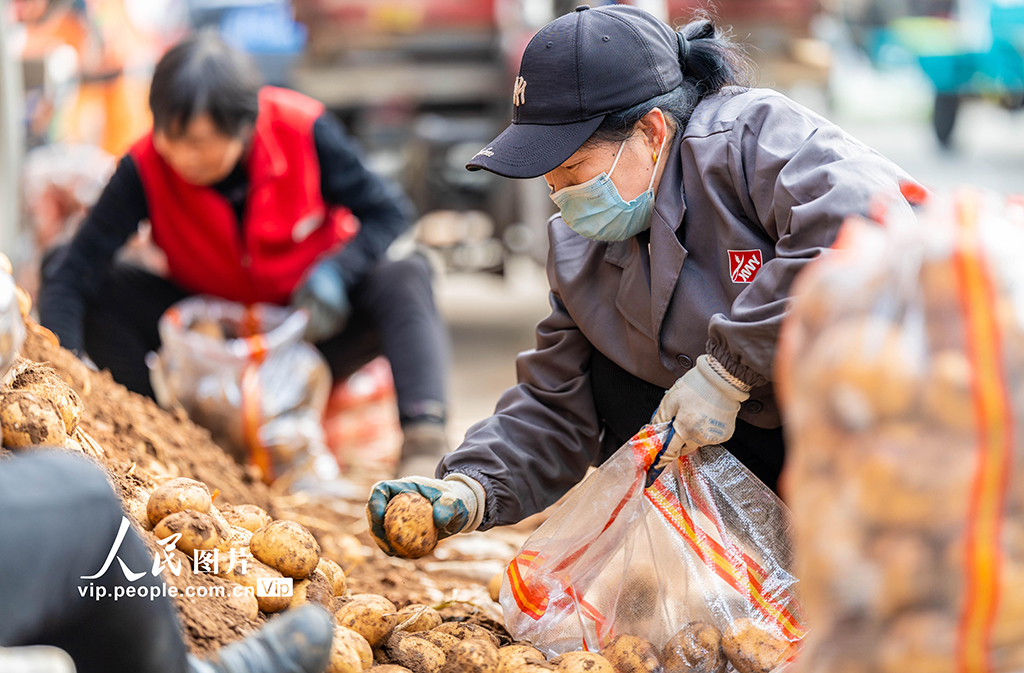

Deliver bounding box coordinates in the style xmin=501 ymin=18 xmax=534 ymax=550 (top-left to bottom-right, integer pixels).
xmin=366 ymin=474 xmax=486 ymax=557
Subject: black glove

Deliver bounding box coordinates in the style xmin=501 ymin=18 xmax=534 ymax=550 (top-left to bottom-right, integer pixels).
xmin=291 ymin=262 xmax=351 ymax=343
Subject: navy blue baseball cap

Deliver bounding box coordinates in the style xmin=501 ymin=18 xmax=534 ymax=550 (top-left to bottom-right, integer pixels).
xmin=467 ymin=4 xmax=687 ymax=179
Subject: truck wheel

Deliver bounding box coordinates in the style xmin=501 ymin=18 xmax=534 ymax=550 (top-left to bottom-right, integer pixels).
xmin=933 ymin=94 xmax=960 ymax=148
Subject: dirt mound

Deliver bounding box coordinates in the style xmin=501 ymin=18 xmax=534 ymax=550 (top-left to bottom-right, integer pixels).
xmin=15 ymin=322 xmax=516 ymax=657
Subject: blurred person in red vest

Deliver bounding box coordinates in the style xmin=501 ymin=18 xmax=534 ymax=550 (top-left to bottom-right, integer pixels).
xmin=39 ymin=31 xmax=450 ymax=477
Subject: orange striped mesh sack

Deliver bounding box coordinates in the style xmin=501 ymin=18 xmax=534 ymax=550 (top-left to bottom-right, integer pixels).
xmin=500 ymin=423 xmax=807 ymax=667
xmin=148 ymin=297 xmax=347 ymax=495
xmin=778 ymin=188 xmax=1024 ymax=673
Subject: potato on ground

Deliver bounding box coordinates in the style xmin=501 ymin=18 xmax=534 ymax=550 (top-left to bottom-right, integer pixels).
xmin=550 ymin=652 xmax=615 ymax=673
xmin=663 ymin=622 xmax=727 ymax=673
xmin=228 ymin=525 xmax=253 ymax=549
xmin=221 ymin=504 xmax=273 ymax=532
xmin=396 ymin=604 xmax=442 ymax=632
xmin=498 ymin=644 xmax=546 ymax=673
xmin=224 ymin=586 xmax=260 ymax=622
xmin=153 ymin=510 xmax=230 ymax=556
xmin=335 ymin=594 xmax=398 ymax=648
xmin=441 ymin=638 xmax=500 ymax=673
xmin=0 ymin=391 xmax=66 ymax=449
xmin=487 ymin=572 xmax=503 ymax=603
xmin=386 ymin=632 xmax=446 ymax=673
xmin=601 ymin=634 xmax=661 ymax=673
xmin=147 ymin=477 xmax=212 ymax=526
xmin=318 ymin=557 xmax=347 ymax=596
xmin=218 ymin=558 xmax=291 ymax=613
xmin=722 ymin=619 xmax=790 ymax=673
xmin=414 ymin=631 xmax=459 ymax=655
xmin=329 ymin=625 xmax=374 ymax=673
xmin=250 ymin=519 xmax=321 ymax=579
xmin=432 ymin=622 xmax=500 ymax=648
xmin=384 ymin=492 xmax=439 ymax=559
xmin=290 ymin=569 xmax=335 ymax=609
xmin=10 ymin=362 xmax=83 ymax=434
xmin=370 ymin=667 xmax=413 ymax=672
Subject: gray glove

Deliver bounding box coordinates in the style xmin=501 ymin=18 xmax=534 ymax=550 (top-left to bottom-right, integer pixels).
xmin=291 ymin=262 xmax=351 ymax=344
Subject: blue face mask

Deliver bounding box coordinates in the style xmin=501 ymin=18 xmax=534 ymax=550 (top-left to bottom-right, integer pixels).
xmin=550 ymin=134 xmax=667 ymax=242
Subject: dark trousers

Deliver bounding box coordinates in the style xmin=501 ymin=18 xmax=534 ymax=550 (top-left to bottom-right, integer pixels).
xmin=0 ymin=451 xmax=188 ymax=673
xmin=47 ymin=252 xmax=450 ymax=425
xmin=590 ymin=349 xmax=786 ymax=492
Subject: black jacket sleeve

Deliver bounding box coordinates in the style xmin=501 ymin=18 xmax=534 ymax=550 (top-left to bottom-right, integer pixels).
xmin=313 ymin=113 xmax=415 ymax=288
xmin=38 ymin=156 xmax=147 ymax=354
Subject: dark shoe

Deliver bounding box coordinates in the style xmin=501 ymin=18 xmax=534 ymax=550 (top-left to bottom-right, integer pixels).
xmin=190 ymin=604 xmax=334 ymax=673
xmin=396 ymin=421 xmax=450 ymax=478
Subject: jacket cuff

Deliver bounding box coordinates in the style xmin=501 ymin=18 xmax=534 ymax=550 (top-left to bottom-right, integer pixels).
xmin=441 ymin=467 xmax=501 ymax=531
xmin=705 ymin=340 xmax=769 ymax=389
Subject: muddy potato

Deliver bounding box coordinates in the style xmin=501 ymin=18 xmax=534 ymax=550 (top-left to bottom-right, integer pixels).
xmin=250 ymin=520 xmax=321 ymax=579
xmin=290 ymin=569 xmax=335 ymax=609
xmin=329 ymin=625 xmax=374 ymax=673
xmin=414 ymin=631 xmax=459 ymax=655
xmin=228 ymin=525 xmax=253 ymax=548
xmin=147 ymin=477 xmax=212 ymax=526
xmin=190 ymin=319 xmax=226 ymax=341
xmin=509 ymin=659 xmax=552 ymax=671
xmin=384 ymin=492 xmax=439 ymax=559
xmin=878 ymin=611 xmax=955 ymax=673
xmin=0 ymin=391 xmax=66 ymax=449
xmin=432 ymin=622 xmax=500 ymax=648
xmin=221 ymin=504 xmax=273 ymax=532
xmin=153 ymin=510 xmax=230 ymax=556
xmin=370 ymin=667 xmax=413 ymax=672
xmin=218 ymin=558 xmax=290 ymax=613
xmin=498 ymin=644 xmax=546 ymax=673
xmin=335 ymin=594 xmax=398 ymax=648
xmin=663 ymin=622 xmax=727 ymax=673
xmin=601 ymin=635 xmax=661 ymax=673
xmin=334 ymin=533 xmax=367 ymax=571
xmin=441 ymin=637 xmax=500 ymax=673
xmin=396 ymin=604 xmax=442 ymax=632
xmin=550 ymin=652 xmax=615 ymax=673
xmin=722 ymin=619 xmax=790 ymax=673
xmin=487 ymin=572 xmax=503 ymax=603
xmin=318 ymin=557 xmax=348 ymax=596
xmin=224 ymin=586 xmax=260 ymax=621
xmin=387 ymin=632 xmax=446 ymax=673
xmin=10 ymin=363 xmax=84 ymax=434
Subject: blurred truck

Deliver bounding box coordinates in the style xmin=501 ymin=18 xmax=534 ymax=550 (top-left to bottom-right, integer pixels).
xmin=285 ymin=0 xmax=826 ymax=273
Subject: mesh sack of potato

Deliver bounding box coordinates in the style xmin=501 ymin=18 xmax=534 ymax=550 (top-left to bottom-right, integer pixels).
xmin=500 ymin=423 xmax=805 ymax=666
xmin=148 ymin=297 xmax=348 ymax=494
xmin=777 ymin=188 xmax=1024 ymax=673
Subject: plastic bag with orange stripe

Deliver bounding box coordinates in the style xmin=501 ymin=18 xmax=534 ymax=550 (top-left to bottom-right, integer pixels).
xmin=500 ymin=422 xmax=806 ymax=665
xmin=147 ymin=296 xmax=349 ymax=495
xmin=778 ymin=188 xmax=1024 ymax=673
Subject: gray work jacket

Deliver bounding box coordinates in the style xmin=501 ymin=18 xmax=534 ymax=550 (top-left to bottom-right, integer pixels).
xmin=440 ymin=87 xmax=912 ymax=529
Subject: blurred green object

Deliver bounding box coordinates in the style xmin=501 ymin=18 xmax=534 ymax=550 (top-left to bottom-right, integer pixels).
xmin=872 ymin=1 xmax=1024 ymax=146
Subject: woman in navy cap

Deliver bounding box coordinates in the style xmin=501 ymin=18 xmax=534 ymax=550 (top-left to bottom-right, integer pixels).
xmin=367 ymin=4 xmax=913 ymax=552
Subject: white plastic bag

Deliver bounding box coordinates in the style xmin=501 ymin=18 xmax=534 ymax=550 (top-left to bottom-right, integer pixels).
xmin=149 ymin=296 xmax=350 ymax=495
xmin=501 ymin=424 xmax=806 ymax=667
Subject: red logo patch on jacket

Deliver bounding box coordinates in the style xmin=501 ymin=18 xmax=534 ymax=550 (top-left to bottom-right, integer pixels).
xmin=729 ymin=250 xmax=763 ymax=283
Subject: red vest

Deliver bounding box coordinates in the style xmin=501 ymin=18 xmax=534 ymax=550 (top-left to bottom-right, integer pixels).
xmin=131 ymin=87 xmax=358 ymax=305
